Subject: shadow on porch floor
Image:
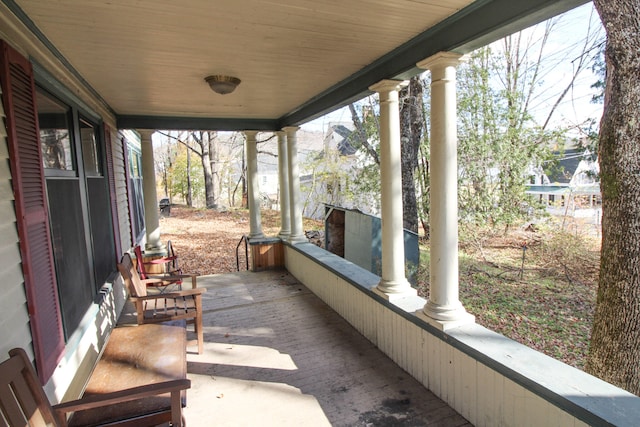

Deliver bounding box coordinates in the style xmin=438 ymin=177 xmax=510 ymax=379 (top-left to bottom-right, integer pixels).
xmin=164 ymin=269 xmax=471 ymax=427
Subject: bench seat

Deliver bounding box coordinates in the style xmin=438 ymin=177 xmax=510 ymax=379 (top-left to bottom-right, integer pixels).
xmin=68 ymin=323 xmax=187 ymax=426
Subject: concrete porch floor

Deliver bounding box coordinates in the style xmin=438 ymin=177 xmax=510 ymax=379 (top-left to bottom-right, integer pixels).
xmin=130 ymin=269 xmax=472 ymax=426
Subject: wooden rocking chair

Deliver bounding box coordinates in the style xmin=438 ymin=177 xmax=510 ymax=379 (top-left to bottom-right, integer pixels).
xmin=0 ymin=347 xmax=190 ymax=426
xmin=118 ymin=253 xmax=206 ymax=354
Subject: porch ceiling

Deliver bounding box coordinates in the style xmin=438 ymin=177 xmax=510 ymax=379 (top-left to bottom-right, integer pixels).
xmin=4 ymin=0 xmax=588 ymax=130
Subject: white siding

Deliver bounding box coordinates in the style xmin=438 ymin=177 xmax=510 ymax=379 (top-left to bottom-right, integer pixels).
xmin=113 ymin=128 xmax=132 ymax=252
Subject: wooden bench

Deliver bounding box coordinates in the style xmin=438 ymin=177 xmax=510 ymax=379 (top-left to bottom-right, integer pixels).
xmin=68 ymin=323 xmax=188 ymax=426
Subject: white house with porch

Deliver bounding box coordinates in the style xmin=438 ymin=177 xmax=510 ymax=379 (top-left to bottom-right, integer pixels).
xmin=0 ymin=0 xmax=638 ymax=425
xmin=527 ymin=147 xmax=601 ymax=219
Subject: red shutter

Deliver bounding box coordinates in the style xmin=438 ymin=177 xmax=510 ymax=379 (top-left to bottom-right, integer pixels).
xmin=105 ymin=127 xmax=123 ymax=259
xmin=0 ymin=40 xmax=65 ymax=384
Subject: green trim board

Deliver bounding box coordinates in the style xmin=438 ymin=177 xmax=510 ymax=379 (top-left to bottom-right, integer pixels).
xmin=3 ymin=0 xmax=589 ymax=131
xmin=116 ymin=115 xmax=278 ymax=132
xmin=276 ymin=0 xmax=590 ymax=127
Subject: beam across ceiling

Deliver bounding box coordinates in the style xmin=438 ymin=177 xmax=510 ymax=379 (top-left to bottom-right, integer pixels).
xmin=116 ymin=115 xmax=278 ymax=132
xmin=276 ymin=0 xmax=590 ymax=128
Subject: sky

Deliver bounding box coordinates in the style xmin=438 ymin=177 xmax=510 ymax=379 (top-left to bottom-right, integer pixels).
xmin=302 ymin=3 xmax=605 ymax=137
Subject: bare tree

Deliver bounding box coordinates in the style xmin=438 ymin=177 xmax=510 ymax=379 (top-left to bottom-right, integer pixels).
xmin=399 ymin=76 xmax=424 ymax=233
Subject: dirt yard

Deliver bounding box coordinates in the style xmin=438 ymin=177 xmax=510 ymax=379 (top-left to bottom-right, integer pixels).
xmin=159 ymin=205 xmax=599 ymax=369
xmin=159 ymin=205 xmax=321 ymax=274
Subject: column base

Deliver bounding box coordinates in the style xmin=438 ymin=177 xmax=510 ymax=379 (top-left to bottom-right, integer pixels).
xmin=418 ymin=301 xmax=475 ymax=331
xmin=144 ymin=243 xmax=166 ymax=256
xmin=374 ymin=279 xmax=417 ymax=298
xmin=249 ymin=232 xmax=265 ymax=239
xmin=373 ymin=286 xmax=423 ymax=311
xmin=288 ymin=234 xmax=307 ymax=244
xmin=278 ymin=230 xmax=291 ymax=239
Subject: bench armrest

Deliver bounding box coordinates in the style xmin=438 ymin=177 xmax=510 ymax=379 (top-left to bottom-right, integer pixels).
xmin=53 ymin=379 xmax=191 ymax=413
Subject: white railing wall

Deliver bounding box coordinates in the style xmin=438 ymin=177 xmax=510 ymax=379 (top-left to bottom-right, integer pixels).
xmin=285 ymin=242 xmax=640 ymax=427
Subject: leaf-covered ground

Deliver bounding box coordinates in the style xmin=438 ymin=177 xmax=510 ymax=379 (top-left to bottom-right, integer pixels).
xmin=159 ymin=205 xmax=320 ymax=274
xmin=161 ymin=206 xmax=599 ymax=369
xmin=417 ymin=223 xmax=600 ymax=369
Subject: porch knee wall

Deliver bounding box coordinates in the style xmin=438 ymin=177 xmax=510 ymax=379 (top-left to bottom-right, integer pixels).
xmin=284 ymin=243 xmax=640 ymax=427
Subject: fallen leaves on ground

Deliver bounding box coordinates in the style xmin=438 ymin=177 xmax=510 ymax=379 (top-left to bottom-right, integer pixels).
xmin=159 ymin=205 xmax=321 ymax=275
xmin=162 ymin=205 xmax=598 ymax=369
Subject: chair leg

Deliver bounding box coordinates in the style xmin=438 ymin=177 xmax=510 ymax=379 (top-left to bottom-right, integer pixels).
xmin=170 ymin=389 xmax=183 ymax=426
xmin=196 ymin=312 xmax=204 ymax=354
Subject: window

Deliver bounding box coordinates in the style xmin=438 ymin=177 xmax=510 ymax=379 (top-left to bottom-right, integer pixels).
xmin=36 ymin=87 xmax=115 ymax=339
xmin=80 ymin=118 xmax=101 ymax=176
xmin=126 ymin=139 xmax=145 ymax=243
xmin=37 ymin=91 xmax=74 ymax=172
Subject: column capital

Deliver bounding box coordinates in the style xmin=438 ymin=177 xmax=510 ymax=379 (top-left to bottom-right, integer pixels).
xmin=282 ymin=126 xmax=299 ymax=135
xmin=137 ymin=129 xmax=155 ymax=139
xmin=368 ymin=79 xmax=408 ymax=95
xmin=244 ymin=130 xmax=259 ymax=139
xmin=417 ymin=51 xmax=467 ymax=71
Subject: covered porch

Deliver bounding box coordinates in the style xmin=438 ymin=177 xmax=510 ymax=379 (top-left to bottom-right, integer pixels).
xmin=1 ymin=0 xmax=640 ymax=426
xmin=174 ymin=269 xmax=471 ymax=426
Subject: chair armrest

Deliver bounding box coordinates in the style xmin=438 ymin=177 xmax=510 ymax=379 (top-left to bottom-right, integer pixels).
xmin=52 ymin=379 xmax=191 ymax=413
xmin=140 ymin=277 xmax=165 ymax=287
xmin=132 ymin=287 xmax=206 ymax=301
xmin=147 ymin=273 xmax=198 ymax=289
xmin=144 ymin=256 xmax=177 ymax=265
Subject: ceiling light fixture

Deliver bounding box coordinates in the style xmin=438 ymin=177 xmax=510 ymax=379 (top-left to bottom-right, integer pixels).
xmin=205 ymin=75 xmax=241 ymax=95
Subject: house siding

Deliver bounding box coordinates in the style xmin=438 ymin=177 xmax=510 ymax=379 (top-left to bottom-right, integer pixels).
xmin=114 ymin=130 xmax=132 ymax=252
xmin=0 ymin=78 xmax=34 ymax=361
xmin=0 ymin=31 xmax=129 ymax=402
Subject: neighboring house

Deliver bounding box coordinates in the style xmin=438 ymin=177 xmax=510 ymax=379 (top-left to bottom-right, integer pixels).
xmin=526 ymin=147 xmax=601 ymax=217
xmin=301 ymin=122 xmax=380 ymax=219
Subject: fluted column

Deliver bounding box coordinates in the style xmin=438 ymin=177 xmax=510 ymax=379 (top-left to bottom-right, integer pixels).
xmin=277 ymin=130 xmax=291 ymax=238
xmin=284 ymin=126 xmax=306 ymax=243
xmin=245 ymin=131 xmax=264 ymax=239
xmin=417 ymin=52 xmax=474 ymax=329
xmin=139 ymin=129 xmax=162 ymax=252
xmin=369 ymin=80 xmax=416 ymax=298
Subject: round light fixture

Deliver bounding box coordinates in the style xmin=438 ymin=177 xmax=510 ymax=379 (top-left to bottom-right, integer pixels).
xmin=205 ymin=75 xmax=241 ymax=95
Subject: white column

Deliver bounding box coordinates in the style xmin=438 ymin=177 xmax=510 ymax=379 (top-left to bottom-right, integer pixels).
xmin=139 ymin=129 xmax=163 ymax=252
xmin=284 ymin=126 xmax=306 ymax=243
xmin=369 ymin=80 xmax=416 ymax=298
xmin=417 ymin=52 xmax=474 ymax=329
xmin=245 ymin=131 xmax=264 ymax=239
xmin=277 ymin=130 xmax=291 ymax=238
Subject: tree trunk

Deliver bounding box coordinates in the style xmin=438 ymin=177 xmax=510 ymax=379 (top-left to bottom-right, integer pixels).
xmin=199 ymin=131 xmax=217 ymax=209
xmin=399 ymin=76 xmax=423 ymax=233
xmin=586 ymin=0 xmax=640 ymax=395
xmin=186 ymin=141 xmax=192 ymax=207
xmin=210 ymin=131 xmax=220 ymax=209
